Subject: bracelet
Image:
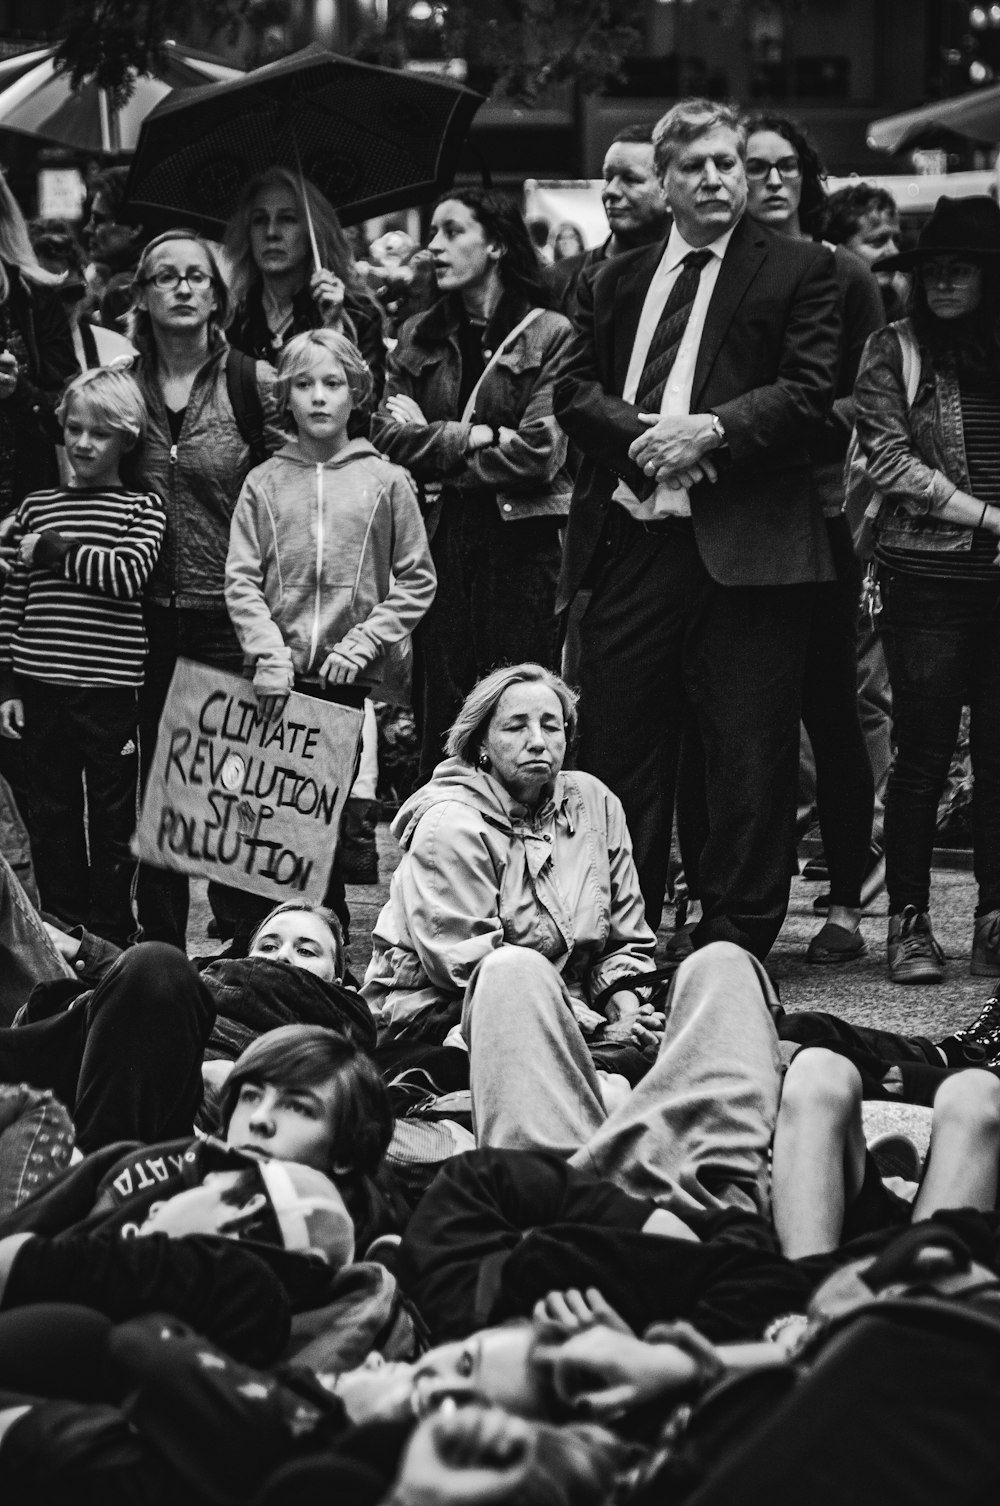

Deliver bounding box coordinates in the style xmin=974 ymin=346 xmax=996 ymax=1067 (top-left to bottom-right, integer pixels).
xmin=980 ymin=503 xmax=989 ymax=530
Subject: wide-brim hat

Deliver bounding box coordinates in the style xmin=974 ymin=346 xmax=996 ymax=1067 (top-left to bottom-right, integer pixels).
xmin=876 ymin=194 xmax=1000 ymax=272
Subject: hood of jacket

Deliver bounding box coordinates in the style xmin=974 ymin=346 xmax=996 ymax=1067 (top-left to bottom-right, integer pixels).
xmin=271 ymin=437 xmax=383 ymax=469
xmin=391 ymin=756 xmax=577 ymax=869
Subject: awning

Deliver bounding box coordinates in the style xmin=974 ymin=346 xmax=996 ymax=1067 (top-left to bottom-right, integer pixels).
xmin=868 ymin=83 xmax=1000 ymax=154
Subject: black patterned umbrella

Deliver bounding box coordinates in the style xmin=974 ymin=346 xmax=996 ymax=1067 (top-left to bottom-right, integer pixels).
xmin=123 ymin=43 xmax=486 ymax=235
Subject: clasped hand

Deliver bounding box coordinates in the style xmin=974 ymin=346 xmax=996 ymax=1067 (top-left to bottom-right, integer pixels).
xmin=628 ymin=412 xmax=720 ymax=491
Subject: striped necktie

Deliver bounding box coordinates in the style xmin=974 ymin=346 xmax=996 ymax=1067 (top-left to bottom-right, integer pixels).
xmin=634 ymin=248 xmax=713 ymax=414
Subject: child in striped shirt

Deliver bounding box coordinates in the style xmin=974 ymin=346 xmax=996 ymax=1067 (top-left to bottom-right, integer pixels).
xmin=0 ymin=367 xmax=165 ymax=946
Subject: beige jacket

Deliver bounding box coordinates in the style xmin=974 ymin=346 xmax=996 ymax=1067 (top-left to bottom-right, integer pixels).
xmin=362 ymin=758 xmax=656 ymax=1038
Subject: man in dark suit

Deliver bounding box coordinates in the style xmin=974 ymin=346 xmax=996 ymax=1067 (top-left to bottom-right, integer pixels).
xmin=554 ymin=98 xmax=841 ymax=959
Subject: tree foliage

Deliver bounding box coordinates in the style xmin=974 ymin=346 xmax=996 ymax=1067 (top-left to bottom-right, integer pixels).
xmin=55 ymin=0 xmax=646 ymax=106
xmin=354 ymin=0 xmax=646 ymax=101
xmin=54 ymin=0 xmax=289 ymax=107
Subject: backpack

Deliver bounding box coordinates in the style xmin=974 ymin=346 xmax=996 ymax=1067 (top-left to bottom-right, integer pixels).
xmin=225 ymin=347 xmax=269 ymax=468
xmin=845 ymin=318 xmax=921 ymax=561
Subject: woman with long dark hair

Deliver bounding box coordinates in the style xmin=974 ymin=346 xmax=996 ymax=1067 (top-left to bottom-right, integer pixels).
xmin=854 ymin=195 xmax=1000 ymax=983
xmin=371 ymin=189 xmax=574 ymax=776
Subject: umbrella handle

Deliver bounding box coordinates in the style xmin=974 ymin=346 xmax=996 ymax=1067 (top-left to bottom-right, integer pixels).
xmin=292 ymin=136 xmax=323 ymax=275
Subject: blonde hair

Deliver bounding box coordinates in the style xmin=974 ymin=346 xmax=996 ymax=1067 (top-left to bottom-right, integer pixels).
xmin=445 ymin=662 xmax=579 ymax=764
xmin=57 ymin=366 xmax=148 ymax=446
xmin=127 ymin=229 xmax=232 ymax=362
xmin=248 ymin=899 xmax=345 ymax=981
xmin=275 ymin=328 xmax=374 ymax=422
xmin=0 ymin=171 xmax=65 ymax=302
xmin=224 ymin=167 xmax=380 ymax=322
xmin=652 ymin=98 xmax=746 ymax=176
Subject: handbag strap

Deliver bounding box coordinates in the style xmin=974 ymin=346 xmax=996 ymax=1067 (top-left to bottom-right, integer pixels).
xmin=460 ymin=307 xmax=545 ymax=425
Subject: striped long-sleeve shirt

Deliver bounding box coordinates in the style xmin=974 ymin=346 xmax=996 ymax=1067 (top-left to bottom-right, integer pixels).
xmin=0 ymin=486 xmax=166 ymax=690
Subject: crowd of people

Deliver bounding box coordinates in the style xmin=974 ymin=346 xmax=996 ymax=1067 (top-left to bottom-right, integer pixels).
xmin=0 ymin=90 xmax=999 ymax=1502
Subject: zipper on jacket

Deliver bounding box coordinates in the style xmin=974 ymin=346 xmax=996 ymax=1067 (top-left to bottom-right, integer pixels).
xmin=308 ymin=462 xmax=324 ymax=672
xmin=168 ymin=441 xmax=179 ymax=599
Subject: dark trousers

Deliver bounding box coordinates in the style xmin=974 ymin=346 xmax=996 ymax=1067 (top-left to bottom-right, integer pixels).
xmin=20 ymin=681 xmax=139 ymax=948
xmin=137 ymin=603 xmax=264 ymax=950
xmin=0 ymin=944 xmax=215 ymax=1152
xmin=577 ymin=512 xmax=812 ymax=954
xmin=419 ymin=493 xmax=562 ymax=778
xmin=880 ymin=570 xmax=1000 ymax=916
xmin=800 ymin=515 xmax=875 ymax=907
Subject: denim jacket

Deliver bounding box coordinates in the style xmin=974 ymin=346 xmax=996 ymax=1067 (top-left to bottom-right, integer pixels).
xmin=853 ymin=320 xmax=971 ymax=554
xmin=370 ymin=292 xmax=574 ymax=522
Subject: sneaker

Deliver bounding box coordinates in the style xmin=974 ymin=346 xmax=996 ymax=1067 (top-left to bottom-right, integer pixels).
xmin=887 ymin=906 xmax=945 ymax=985
xmin=971 ymin=910 xmax=1000 ymax=978
xmin=868 ymin=1131 xmax=922 ymax=1183
xmin=939 ymin=992 xmax=1000 ymax=1065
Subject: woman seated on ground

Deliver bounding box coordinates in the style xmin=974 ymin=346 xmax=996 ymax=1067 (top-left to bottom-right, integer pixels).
xmin=771 ymin=1043 xmax=1000 ymax=1257
xmin=363 ymin=661 xmax=658 ymax=1060
xmin=0 ymin=894 xmax=376 ymax=1156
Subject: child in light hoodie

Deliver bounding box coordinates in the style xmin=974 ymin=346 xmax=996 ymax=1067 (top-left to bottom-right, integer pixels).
xmin=226 ymin=329 xmax=436 ymax=932
xmin=226 ymin=328 xmax=435 ymax=719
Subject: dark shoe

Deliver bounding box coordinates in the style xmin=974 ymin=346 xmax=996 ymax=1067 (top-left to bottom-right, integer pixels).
xmin=337 ymin=797 xmax=379 ymax=885
xmin=938 ymin=991 xmax=1000 ymax=1066
xmin=806 ymin=920 xmax=867 ymax=965
xmin=664 ymin=922 xmax=697 ymax=961
xmin=971 ymin=910 xmax=1000 ymax=978
xmin=801 ymin=853 xmax=829 ymax=882
xmin=887 ymin=906 xmax=945 ymax=985
xmin=869 ymin=1131 xmax=922 ymax=1182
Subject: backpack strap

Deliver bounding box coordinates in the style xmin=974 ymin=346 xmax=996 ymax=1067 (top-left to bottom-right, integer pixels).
xmin=225 ymin=347 xmax=268 ymax=467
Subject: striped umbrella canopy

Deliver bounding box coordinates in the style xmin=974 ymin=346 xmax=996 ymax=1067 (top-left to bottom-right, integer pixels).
xmin=0 ymin=39 xmax=243 ymax=154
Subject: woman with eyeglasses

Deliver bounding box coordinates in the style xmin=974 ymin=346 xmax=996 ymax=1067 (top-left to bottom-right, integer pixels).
xmin=126 ymin=230 xmax=281 ymax=951
xmin=853 ymin=196 xmax=1000 ymax=984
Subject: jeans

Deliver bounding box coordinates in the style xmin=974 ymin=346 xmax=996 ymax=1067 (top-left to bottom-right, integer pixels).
xmin=418 ymin=493 xmax=562 ymax=778
xmin=137 ymin=604 xmax=261 ymax=950
xmin=0 ymin=849 xmax=73 ymax=1026
xmin=880 ymin=569 xmax=1000 ymax=915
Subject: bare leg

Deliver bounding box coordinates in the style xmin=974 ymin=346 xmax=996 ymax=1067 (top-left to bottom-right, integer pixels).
xmin=771 ymin=1047 xmax=868 ymax=1258
xmin=914 ymin=1069 xmax=1000 ymax=1221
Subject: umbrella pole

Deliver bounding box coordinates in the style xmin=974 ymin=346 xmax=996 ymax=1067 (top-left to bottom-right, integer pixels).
xmin=292 ymin=138 xmax=323 ymax=273
xmin=97 ymin=90 xmax=122 ymax=154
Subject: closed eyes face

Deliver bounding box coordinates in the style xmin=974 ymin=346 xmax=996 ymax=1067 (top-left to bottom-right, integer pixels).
xmin=250 ymin=910 xmax=340 ymax=981
xmin=601 ymin=142 xmax=667 ymax=235
xmin=62 ymin=397 xmax=130 ymax=485
xmin=481 ymin=683 xmax=567 ymax=807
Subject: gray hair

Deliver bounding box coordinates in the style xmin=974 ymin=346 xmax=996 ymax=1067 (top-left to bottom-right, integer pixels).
xmin=652 ymin=98 xmax=746 ymax=178
xmin=445 ymin=662 xmax=579 ymax=764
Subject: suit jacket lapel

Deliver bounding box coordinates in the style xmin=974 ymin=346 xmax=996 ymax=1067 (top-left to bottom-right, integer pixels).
xmin=691 ymin=216 xmax=768 ymax=406
xmin=610 ymin=240 xmax=668 ymax=396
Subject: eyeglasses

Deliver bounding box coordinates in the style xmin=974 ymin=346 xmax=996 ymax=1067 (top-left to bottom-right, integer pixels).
xmin=918 ymin=260 xmax=980 ymax=287
xmin=745 ymin=157 xmax=802 ymax=182
xmin=142 ymin=267 xmax=213 ymax=291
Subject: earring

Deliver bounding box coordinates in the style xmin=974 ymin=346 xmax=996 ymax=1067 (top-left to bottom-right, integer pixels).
xmin=477 ymin=750 xmax=490 ymax=770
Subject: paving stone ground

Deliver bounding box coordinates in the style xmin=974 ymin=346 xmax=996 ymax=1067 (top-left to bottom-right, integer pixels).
xmin=190 ymin=829 xmax=990 ymax=1045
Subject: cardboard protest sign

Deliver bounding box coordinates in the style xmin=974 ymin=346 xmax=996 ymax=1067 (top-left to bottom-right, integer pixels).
xmin=134 ymin=659 xmax=363 ymax=903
